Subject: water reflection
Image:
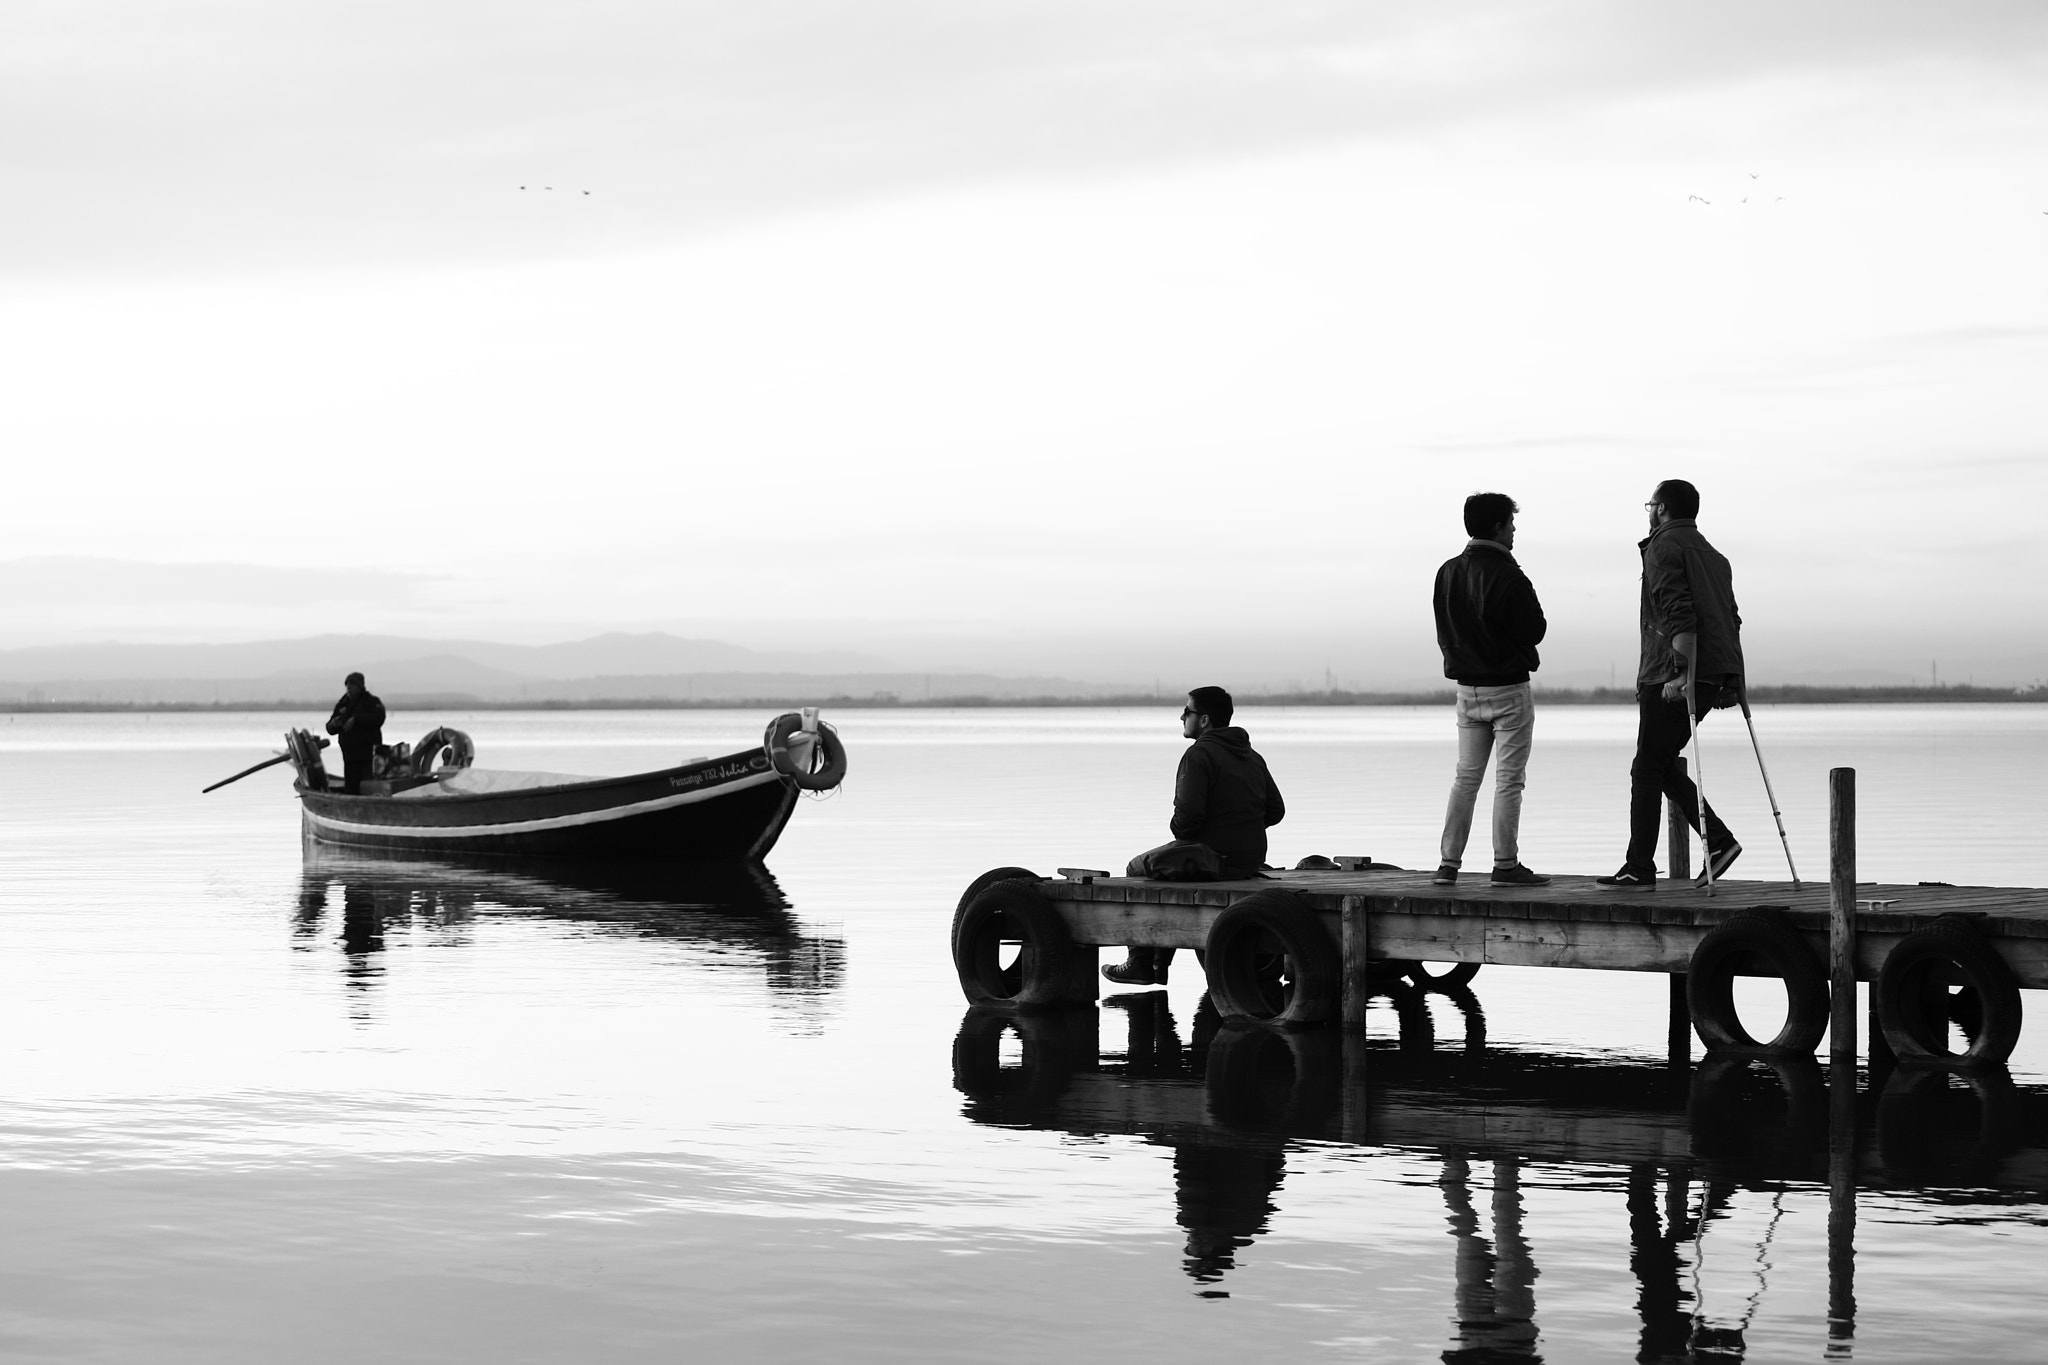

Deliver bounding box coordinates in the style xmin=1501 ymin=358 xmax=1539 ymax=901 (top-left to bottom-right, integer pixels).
xmin=952 ymin=988 xmax=2048 ymax=1354
xmin=295 ymin=851 xmax=846 ymax=1029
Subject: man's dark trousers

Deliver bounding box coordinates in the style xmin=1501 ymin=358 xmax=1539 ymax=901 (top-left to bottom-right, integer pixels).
xmin=1625 ymin=685 xmax=1733 ymax=872
xmin=341 ymin=739 xmax=375 ymax=796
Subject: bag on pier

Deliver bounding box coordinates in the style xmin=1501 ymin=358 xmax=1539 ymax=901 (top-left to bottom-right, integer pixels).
xmin=1126 ymin=839 xmax=1225 ymax=882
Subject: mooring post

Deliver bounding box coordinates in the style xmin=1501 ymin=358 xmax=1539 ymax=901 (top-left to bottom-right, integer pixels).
xmin=1666 ymin=759 xmax=1691 ymax=1068
xmin=1341 ymin=895 xmax=1370 ymax=1029
xmin=1827 ymin=1057 xmax=1858 ymax=1353
xmin=1829 ymin=768 xmax=1857 ymax=1064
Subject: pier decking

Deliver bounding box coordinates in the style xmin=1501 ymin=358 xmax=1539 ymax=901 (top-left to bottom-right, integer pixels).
xmin=1044 ymin=868 xmax=2048 ymax=987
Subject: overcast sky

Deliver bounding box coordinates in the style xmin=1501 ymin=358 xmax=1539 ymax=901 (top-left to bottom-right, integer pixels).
xmin=4 ymin=1 xmax=2046 ymax=685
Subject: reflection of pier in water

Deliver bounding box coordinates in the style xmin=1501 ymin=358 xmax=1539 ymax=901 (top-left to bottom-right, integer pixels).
xmin=954 ymin=986 xmax=2048 ymax=1356
xmin=295 ymin=852 xmax=845 ymax=1029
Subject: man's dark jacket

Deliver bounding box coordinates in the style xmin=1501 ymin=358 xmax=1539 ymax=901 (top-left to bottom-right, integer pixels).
xmin=1170 ymin=727 xmax=1285 ymax=872
xmin=1638 ymin=518 xmax=1744 ymax=690
xmin=326 ymin=690 xmax=387 ymax=752
xmin=1434 ymin=540 xmax=1547 ymax=685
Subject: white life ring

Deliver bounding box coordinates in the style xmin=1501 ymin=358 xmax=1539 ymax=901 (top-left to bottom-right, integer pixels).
xmin=763 ymin=711 xmax=847 ymax=791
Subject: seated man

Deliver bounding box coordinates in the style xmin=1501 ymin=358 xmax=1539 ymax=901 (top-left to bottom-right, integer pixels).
xmin=1104 ymin=686 xmax=1286 ymax=986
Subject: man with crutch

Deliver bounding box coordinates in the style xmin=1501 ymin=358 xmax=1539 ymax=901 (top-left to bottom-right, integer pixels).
xmin=1597 ymin=480 xmax=1743 ymax=889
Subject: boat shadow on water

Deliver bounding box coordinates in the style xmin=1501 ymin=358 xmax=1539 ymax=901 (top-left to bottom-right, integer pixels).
xmin=294 ymin=850 xmax=845 ymax=1029
xmin=954 ymin=987 xmax=2048 ymax=1352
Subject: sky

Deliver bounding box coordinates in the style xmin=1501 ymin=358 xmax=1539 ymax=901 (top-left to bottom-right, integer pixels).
xmin=4 ymin=1 xmax=2046 ymax=687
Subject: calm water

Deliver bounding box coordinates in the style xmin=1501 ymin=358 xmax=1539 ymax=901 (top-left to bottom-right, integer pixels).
xmin=2 ymin=704 xmax=2046 ymax=1362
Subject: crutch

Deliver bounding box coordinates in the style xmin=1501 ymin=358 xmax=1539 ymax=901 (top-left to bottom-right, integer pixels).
xmin=1685 ymin=670 xmax=1713 ymax=896
xmin=1737 ymin=683 xmax=1801 ymax=888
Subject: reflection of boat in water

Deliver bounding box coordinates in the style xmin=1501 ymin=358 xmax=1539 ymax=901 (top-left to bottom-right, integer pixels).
xmin=278 ymin=711 xmax=844 ymax=860
xmin=296 ymin=849 xmax=845 ymax=1018
xmin=954 ymin=989 xmax=2048 ymax=1348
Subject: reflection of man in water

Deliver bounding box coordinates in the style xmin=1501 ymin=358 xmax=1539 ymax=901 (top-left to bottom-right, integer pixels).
xmin=325 ymin=671 xmax=386 ymax=795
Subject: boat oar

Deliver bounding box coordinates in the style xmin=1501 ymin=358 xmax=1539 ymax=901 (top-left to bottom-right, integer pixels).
xmin=202 ymin=752 xmax=292 ymax=794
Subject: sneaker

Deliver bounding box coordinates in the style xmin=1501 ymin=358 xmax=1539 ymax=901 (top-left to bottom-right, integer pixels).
xmin=1697 ymin=840 xmax=1743 ymax=885
xmin=1595 ymin=865 xmax=1656 ymax=888
xmin=1101 ymin=958 xmax=1160 ymax=986
xmin=1490 ymin=863 xmax=1551 ymax=886
xmin=1432 ymin=864 xmax=1458 ymax=886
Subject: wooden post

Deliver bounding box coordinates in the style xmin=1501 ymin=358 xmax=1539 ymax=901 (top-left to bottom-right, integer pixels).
xmin=1667 ymin=759 xmax=1692 ymax=1068
xmin=1665 ymin=757 xmax=1692 ymax=883
xmin=1829 ymin=768 xmax=1857 ymax=1064
xmin=1341 ymin=895 xmax=1370 ymax=1028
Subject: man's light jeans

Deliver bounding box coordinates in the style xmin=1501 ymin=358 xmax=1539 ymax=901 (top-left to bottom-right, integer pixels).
xmin=1438 ymin=682 xmax=1534 ymax=870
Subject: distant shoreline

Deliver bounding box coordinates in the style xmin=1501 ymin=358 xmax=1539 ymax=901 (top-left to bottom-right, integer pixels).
xmin=2 ymin=683 xmax=2043 ymax=713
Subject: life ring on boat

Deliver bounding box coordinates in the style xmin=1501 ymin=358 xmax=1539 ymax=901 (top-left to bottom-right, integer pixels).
xmin=1202 ymin=890 xmax=1341 ymax=1027
xmin=763 ymin=712 xmax=847 ymax=791
xmin=1685 ymin=908 xmax=1830 ymax=1056
xmin=953 ymin=877 xmax=1078 ymax=1011
xmin=1876 ymin=915 xmax=2022 ymax=1069
xmin=409 ymin=727 xmax=475 ymax=774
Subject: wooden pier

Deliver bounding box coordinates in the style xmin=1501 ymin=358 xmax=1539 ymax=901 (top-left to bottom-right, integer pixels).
xmin=951 ymin=769 xmax=2039 ymax=1067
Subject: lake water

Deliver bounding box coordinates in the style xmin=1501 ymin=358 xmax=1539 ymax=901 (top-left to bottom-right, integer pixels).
xmin=2 ymin=703 xmax=2046 ymax=1362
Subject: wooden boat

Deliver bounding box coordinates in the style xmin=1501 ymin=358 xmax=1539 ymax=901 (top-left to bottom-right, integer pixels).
xmin=276 ymin=709 xmax=845 ymax=860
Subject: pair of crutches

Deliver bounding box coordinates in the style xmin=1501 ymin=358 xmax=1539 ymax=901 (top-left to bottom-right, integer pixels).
xmin=1685 ymin=675 xmax=1799 ymax=895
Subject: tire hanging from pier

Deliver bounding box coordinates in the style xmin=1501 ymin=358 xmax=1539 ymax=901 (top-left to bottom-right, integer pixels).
xmin=1685 ymin=908 xmax=1831 ymax=1056
xmin=1201 ymin=889 xmax=1341 ymax=1027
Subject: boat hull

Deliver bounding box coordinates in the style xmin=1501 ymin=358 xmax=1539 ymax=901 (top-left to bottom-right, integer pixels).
xmin=297 ymin=749 xmax=802 ymax=860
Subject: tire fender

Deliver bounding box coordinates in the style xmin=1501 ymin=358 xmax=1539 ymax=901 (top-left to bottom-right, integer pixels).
xmin=1686 ymin=908 xmax=1830 ymax=1056
xmin=1876 ymin=914 xmax=2022 ymax=1069
xmin=953 ymin=878 xmax=1078 ymax=1011
xmin=1202 ymin=890 xmax=1341 ymax=1027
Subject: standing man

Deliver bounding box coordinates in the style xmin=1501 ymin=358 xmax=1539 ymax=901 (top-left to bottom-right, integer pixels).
xmin=1432 ymin=492 xmax=1550 ymax=887
xmin=1103 ymin=686 xmax=1285 ymax=986
xmin=1598 ymin=480 xmax=1744 ymax=888
xmin=325 ymin=671 xmax=386 ymax=796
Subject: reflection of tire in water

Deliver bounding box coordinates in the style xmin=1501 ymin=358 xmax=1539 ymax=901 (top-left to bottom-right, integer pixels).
xmin=1877 ymin=915 xmax=2023 ymax=1069
xmin=951 ymin=1007 xmax=1096 ymax=1124
xmin=1434 ymin=984 xmax=1487 ymax=1054
xmin=1352 ymin=977 xmax=1435 ymax=1052
xmin=1686 ymin=1054 xmax=1825 ymax=1167
xmin=954 ymin=877 xmax=1075 ymax=1010
xmin=1203 ymin=891 xmax=1340 ymax=1026
xmin=1876 ymin=1064 xmax=2019 ymax=1178
xmin=1686 ymin=909 xmax=1830 ymax=1056
xmin=1204 ymin=1022 xmax=1340 ymax=1135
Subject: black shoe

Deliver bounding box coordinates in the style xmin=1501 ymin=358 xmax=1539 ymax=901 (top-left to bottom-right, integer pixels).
xmin=1432 ymin=864 xmax=1458 ymax=886
xmin=1697 ymin=841 xmax=1743 ymax=885
xmin=1490 ymin=863 xmax=1551 ymax=886
xmin=1595 ymin=865 xmax=1656 ymax=888
xmin=1101 ymin=959 xmax=1160 ymax=986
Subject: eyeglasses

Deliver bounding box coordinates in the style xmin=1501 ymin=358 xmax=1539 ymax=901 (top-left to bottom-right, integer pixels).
xmin=1643 ymin=502 xmax=1665 ymax=513
xmin=1180 ymin=706 xmax=1197 ymax=718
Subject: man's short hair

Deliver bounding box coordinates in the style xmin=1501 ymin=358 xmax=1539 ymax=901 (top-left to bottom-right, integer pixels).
xmin=1654 ymin=480 xmax=1700 ymax=519
xmin=1188 ymin=685 xmax=1233 ymax=727
xmin=1462 ymin=492 xmax=1518 ymax=539
xmin=344 ymin=671 xmax=365 ymax=686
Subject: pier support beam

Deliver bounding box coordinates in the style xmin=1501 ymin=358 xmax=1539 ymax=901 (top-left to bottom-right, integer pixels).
xmin=1666 ymin=761 xmax=1691 ymax=1069
xmin=1341 ymin=895 xmax=1370 ymax=1028
xmin=1830 ymin=768 xmax=1857 ymax=1065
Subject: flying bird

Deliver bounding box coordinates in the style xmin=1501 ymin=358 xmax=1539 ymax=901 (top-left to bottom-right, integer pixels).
xmin=1688 ymin=195 xmax=1710 ymax=204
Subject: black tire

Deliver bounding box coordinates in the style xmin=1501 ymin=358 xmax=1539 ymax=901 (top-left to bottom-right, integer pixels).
xmin=952 ymin=1007 xmax=1097 ymax=1124
xmin=953 ymin=878 xmax=1075 ymax=1011
xmin=1202 ymin=890 xmax=1340 ymax=1026
xmin=950 ymin=867 xmax=1041 ymax=965
xmin=1876 ymin=1063 xmax=2020 ymax=1176
xmin=1405 ymin=960 xmax=1481 ymax=991
xmin=1686 ymin=910 xmax=1830 ymax=1056
xmin=1877 ymin=916 xmax=2023 ymax=1069
xmin=1203 ymin=1022 xmax=1340 ymax=1134
xmin=1686 ymin=1054 xmax=1826 ymax=1164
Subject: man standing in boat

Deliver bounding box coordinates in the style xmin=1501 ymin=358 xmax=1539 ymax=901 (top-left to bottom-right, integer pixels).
xmin=1104 ymin=686 xmax=1285 ymax=986
xmin=325 ymin=671 xmax=386 ymax=796
xmin=1431 ymin=491 xmax=1550 ymax=888
xmin=1598 ymin=480 xmax=1744 ymax=888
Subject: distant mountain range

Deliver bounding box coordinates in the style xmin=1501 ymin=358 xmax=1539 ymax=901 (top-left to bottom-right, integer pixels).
xmin=0 ymin=633 xmax=1135 ymax=704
